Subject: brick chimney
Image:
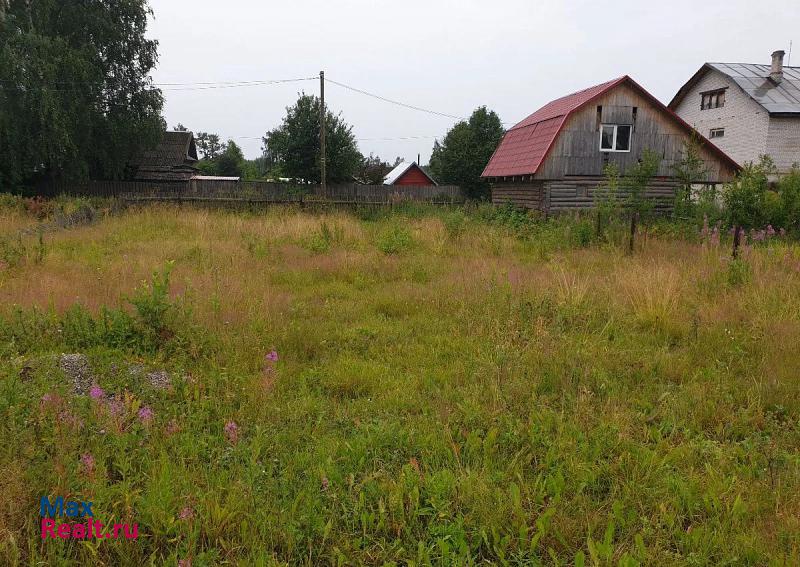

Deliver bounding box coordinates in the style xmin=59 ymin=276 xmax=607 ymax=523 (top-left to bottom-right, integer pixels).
xmin=770 ymin=50 xmax=785 ymax=83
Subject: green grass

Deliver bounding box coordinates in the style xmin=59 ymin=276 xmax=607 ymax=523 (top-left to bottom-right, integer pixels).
xmin=0 ymin=202 xmax=799 ymax=565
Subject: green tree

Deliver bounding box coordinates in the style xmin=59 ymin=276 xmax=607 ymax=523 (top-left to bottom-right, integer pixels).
xmin=357 ymin=154 xmax=398 ymax=185
xmin=723 ymin=156 xmax=774 ymax=257
xmin=429 ymin=107 xmax=505 ymax=200
xmin=672 ymin=133 xmax=708 ymax=219
xmin=195 ymin=132 xmax=227 ymax=160
xmin=624 ymin=149 xmax=660 ymax=218
xmin=262 ymin=93 xmax=361 ymax=183
xmin=215 ymin=141 xmax=246 ymax=178
xmin=621 ymin=149 xmax=660 ymax=253
xmin=0 ymin=0 xmax=164 ymax=187
xmin=595 ymin=162 xmax=622 ymax=239
xmin=777 ymin=164 xmax=800 ymax=234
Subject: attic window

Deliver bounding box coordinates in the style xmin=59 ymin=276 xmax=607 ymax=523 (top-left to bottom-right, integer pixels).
xmin=600 ymin=124 xmax=632 ymax=152
xmin=709 ymin=128 xmax=725 ymax=139
xmin=701 ymin=89 xmax=725 ymax=110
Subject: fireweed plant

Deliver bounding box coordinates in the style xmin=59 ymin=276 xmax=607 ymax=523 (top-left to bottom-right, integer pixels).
xmin=0 ymin=201 xmax=799 ymax=565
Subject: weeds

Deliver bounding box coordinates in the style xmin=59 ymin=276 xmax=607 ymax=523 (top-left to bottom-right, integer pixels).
xmin=442 ymin=210 xmax=468 ymax=239
xmin=376 ymin=223 xmax=413 ymax=254
xmin=726 ymin=257 xmax=752 ymax=287
xmin=306 ymin=221 xmax=343 ymax=253
xmin=0 ymin=203 xmax=799 ymax=565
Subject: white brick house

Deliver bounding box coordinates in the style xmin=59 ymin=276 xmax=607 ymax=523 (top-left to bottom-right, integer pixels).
xmin=669 ymin=51 xmax=800 ymax=175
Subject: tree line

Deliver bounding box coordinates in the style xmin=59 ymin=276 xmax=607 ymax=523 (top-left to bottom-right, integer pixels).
xmin=180 ymin=93 xmax=505 ymax=198
xmin=0 ymin=0 xmax=505 ymax=196
xmin=0 ymin=0 xmax=164 ymax=187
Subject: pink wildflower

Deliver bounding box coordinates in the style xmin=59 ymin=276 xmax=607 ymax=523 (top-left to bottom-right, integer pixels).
xmin=179 ymin=506 xmax=194 ymax=520
xmin=80 ymin=453 xmax=95 ymax=474
xmin=58 ymin=410 xmax=83 ymax=429
xmin=224 ymin=420 xmax=239 ymax=444
xmin=766 ymin=224 xmax=776 ymax=237
xmin=106 ymin=397 xmax=124 ymax=417
xmin=138 ymin=405 xmax=154 ymax=424
xmin=89 ymin=384 xmax=105 ymax=400
xmin=266 ymin=350 xmax=279 ymax=363
xmin=178 ymin=560 xmax=192 ymax=567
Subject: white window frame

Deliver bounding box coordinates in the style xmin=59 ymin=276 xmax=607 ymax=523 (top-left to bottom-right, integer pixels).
xmin=709 ymin=128 xmax=725 ymax=139
xmin=599 ymin=124 xmax=632 ymax=153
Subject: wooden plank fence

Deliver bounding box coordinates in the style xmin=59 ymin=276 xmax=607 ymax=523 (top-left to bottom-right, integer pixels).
xmin=35 ymin=180 xmax=464 ymax=205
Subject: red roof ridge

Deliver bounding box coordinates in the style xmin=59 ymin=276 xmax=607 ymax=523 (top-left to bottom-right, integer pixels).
xmin=482 ymin=75 xmax=738 ymax=178
xmin=508 ymin=76 xmax=628 ymax=131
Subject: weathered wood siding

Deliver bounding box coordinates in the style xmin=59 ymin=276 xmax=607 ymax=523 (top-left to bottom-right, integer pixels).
xmin=491 ymin=181 xmax=544 ymax=209
xmin=536 ymin=82 xmax=738 ymax=182
xmin=544 ymin=177 xmax=678 ymax=214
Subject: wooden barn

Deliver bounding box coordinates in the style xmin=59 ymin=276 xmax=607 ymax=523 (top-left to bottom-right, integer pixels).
xmin=134 ymin=131 xmax=199 ymax=182
xmin=383 ymin=161 xmax=438 ymax=186
xmin=482 ymin=76 xmax=739 ymax=213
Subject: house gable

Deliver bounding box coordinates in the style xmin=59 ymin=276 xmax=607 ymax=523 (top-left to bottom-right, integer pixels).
xmin=483 ymin=76 xmax=737 ymax=183
xmin=384 ymin=162 xmax=437 ymax=186
xmin=538 ymin=80 xmax=738 ymax=182
xmin=134 ymin=131 xmax=200 ymax=182
xmin=671 ymin=68 xmax=770 ymax=168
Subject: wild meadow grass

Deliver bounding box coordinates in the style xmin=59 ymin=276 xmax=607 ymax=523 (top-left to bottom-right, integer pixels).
xmin=0 ymin=201 xmax=799 ymax=565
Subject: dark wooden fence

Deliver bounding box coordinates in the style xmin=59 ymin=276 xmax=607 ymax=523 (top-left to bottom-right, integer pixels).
xmin=35 ymin=180 xmax=464 ymax=205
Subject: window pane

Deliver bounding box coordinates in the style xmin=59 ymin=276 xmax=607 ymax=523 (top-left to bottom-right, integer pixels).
xmin=601 ymin=125 xmax=614 ymax=149
xmin=718 ymin=91 xmax=725 ymax=107
xmin=615 ymin=125 xmax=631 ymax=151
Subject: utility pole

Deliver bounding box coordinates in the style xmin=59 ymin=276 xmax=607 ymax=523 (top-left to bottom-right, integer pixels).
xmin=320 ymin=71 xmax=326 ymax=194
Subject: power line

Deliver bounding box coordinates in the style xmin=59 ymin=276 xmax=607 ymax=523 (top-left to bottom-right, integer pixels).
xmin=0 ymin=74 xmax=469 ymax=124
xmin=230 ymin=134 xmax=441 ymax=143
xmin=356 ymin=135 xmax=439 ymax=141
xmin=159 ymin=77 xmax=317 ymax=91
xmin=325 ymin=78 xmax=465 ymax=121
xmin=0 ymin=77 xmax=317 ymax=92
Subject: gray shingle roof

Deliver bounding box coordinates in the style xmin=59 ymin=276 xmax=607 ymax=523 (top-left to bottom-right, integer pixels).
xmin=134 ymin=131 xmax=200 ymax=182
xmin=137 ymin=131 xmax=199 ymax=168
xmin=670 ymin=62 xmax=800 ymax=114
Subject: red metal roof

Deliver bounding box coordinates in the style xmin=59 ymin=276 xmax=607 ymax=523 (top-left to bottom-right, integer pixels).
xmin=482 ymin=75 xmax=739 ymax=178
xmin=482 ymin=77 xmax=625 ymax=178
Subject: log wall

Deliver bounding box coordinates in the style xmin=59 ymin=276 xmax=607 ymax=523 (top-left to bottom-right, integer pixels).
xmin=490 ymin=181 xmax=544 ymax=210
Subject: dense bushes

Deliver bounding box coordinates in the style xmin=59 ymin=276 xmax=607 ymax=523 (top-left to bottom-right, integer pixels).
xmin=688 ymin=158 xmax=800 ymax=237
xmin=0 ymin=264 xmax=204 ymax=359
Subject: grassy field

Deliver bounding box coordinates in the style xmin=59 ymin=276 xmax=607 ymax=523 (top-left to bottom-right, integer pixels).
xmin=0 ymin=201 xmax=799 ymax=565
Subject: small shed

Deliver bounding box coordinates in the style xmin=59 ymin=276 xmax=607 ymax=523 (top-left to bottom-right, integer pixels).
xmin=383 ymin=161 xmax=438 ymax=186
xmin=134 ymin=131 xmax=199 ymax=182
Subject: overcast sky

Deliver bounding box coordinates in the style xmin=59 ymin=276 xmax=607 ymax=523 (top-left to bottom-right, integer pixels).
xmin=147 ymin=0 xmax=798 ymax=163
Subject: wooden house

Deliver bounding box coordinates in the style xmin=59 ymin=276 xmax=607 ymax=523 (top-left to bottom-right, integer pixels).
xmin=383 ymin=161 xmax=438 ymax=186
xmin=134 ymin=131 xmax=199 ymax=182
xmin=482 ymin=76 xmax=739 ymax=213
